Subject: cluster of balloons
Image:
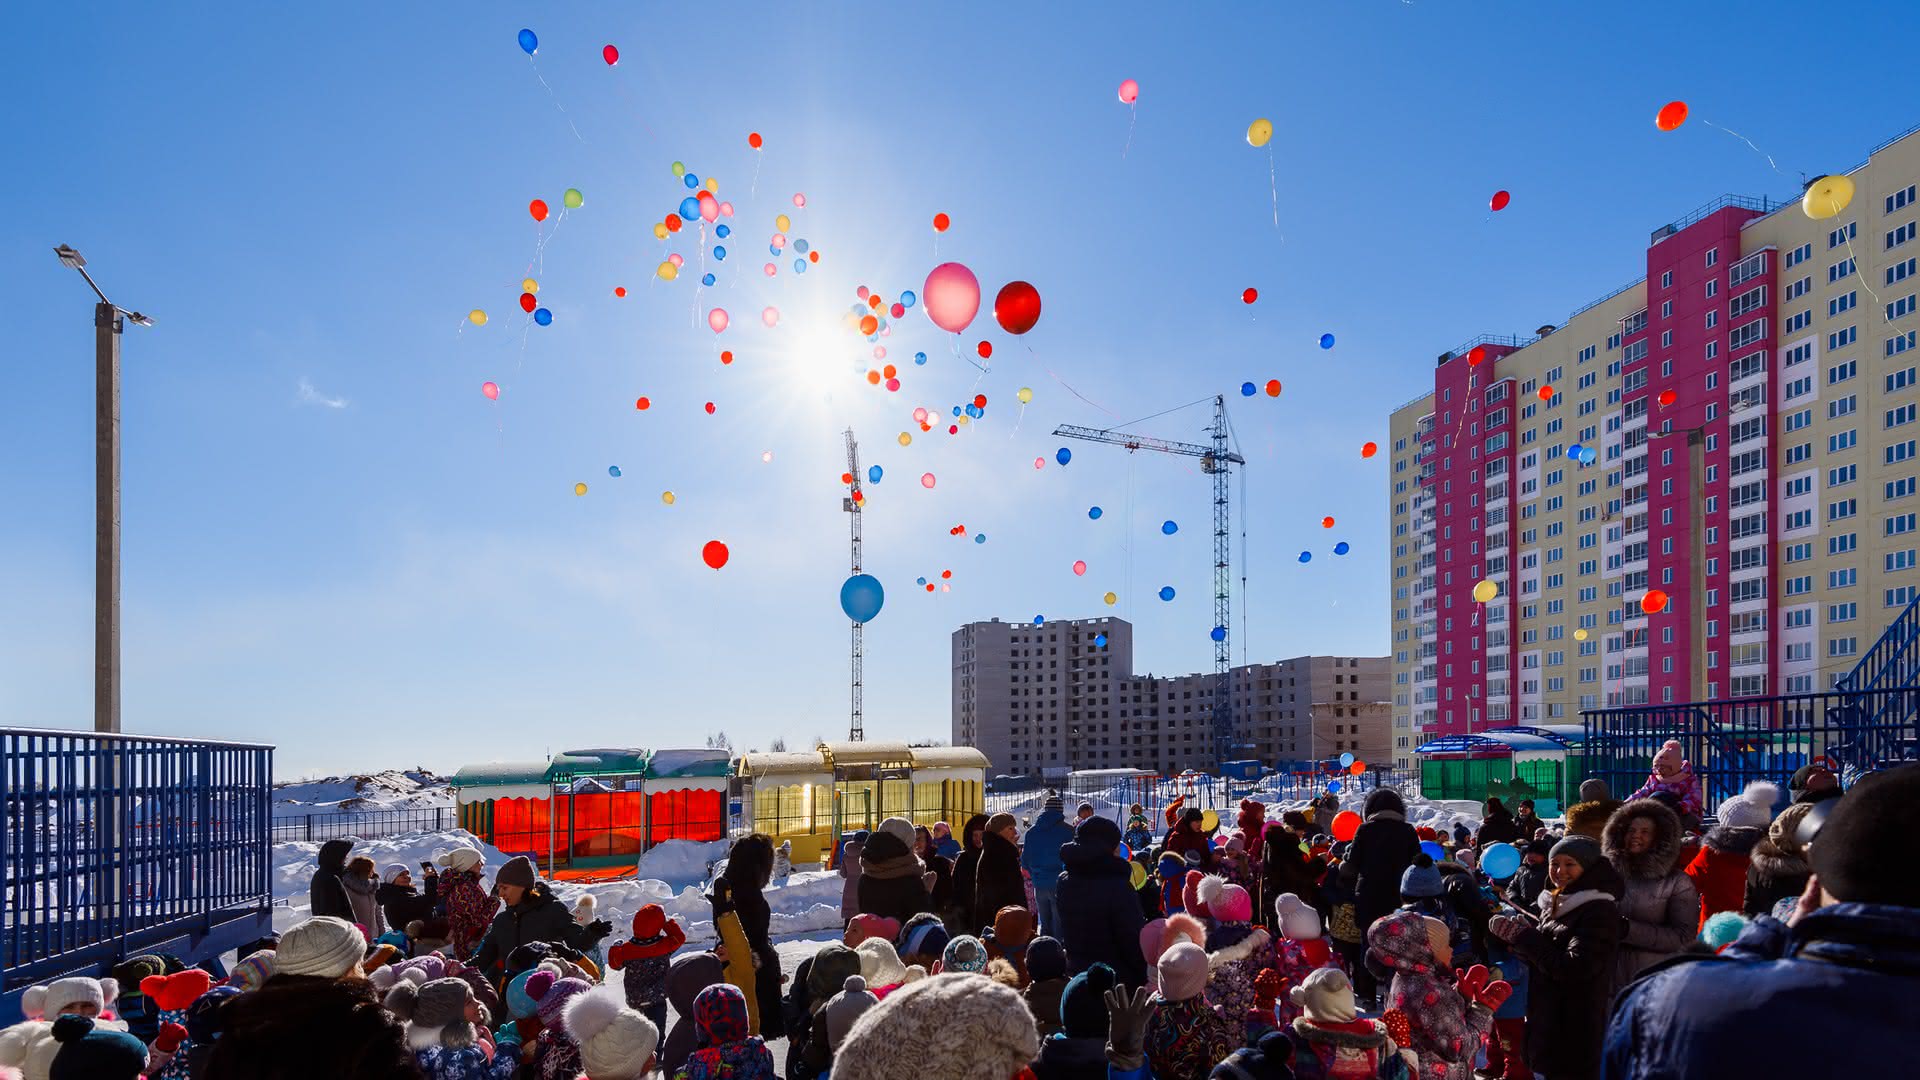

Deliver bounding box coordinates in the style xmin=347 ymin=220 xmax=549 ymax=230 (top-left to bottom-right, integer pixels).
xmin=923 ymin=263 xmax=1045 ymax=338
xmin=1237 ymin=380 xmax=1283 ymax=398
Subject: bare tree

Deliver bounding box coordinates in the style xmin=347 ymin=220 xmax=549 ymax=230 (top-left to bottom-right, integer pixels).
xmin=705 ymin=731 xmax=733 ymax=751
xmin=769 ymin=736 xmax=788 ymax=752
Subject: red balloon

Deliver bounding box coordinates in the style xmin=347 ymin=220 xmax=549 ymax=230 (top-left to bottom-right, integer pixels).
xmin=890 ymin=303 xmax=905 ymax=318
xmin=993 ymin=281 xmax=1043 ymax=335
xmin=702 ymin=540 xmax=730 ymax=570
xmin=1265 ymin=379 xmax=1281 ymax=397
xmin=665 ymin=214 xmax=682 ymax=233
xmin=520 ymin=292 xmax=537 ymax=313
xmin=1658 ymin=388 xmax=1678 ymax=407
xmin=1539 ymin=385 xmax=1554 ymax=401
xmin=977 ymin=340 xmax=993 ymax=359
xmin=748 ymin=131 xmax=763 ymax=149
xmin=602 ymin=44 xmax=619 ymax=65
xmin=1467 ymin=345 xmax=1488 ymax=366
xmin=1362 ymin=442 xmax=1378 ymax=458
xmin=1655 ymin=100 xmax=1688 ymax=132
xmin=1490 ymin=190 xmax=1511 ymax=212
xmin=613 ymin=286 xmax=627 ymax=298
xmin=932 ymin=212 xmax=951 ymax=232
xmin=1331 ymin=810 xmax=1362 ymax=843
xmin=1642 ymin=589 xmax=1669 ymax=614
xmin=635 ymin=396 xmax=650 ymax=410
xmin=1242 ymin=287 xmax=1258 ymax=304
xmin=704 ymin=401 xmax=716 ymax=415
xmin=529 ymin=199 xmax=549 ymax=222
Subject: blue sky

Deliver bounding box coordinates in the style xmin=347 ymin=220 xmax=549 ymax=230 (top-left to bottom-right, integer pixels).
xmin=5 ymin=3 xmax=1917 ymax=776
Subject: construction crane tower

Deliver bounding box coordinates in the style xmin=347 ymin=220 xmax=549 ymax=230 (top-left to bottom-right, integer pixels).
xmin=843 ymin=428 xmax=865 ymax=741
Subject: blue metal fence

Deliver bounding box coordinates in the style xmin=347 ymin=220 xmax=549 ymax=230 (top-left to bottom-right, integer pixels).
xmin=1582 ymin=688 xmax=1920 ymax=814
xmin=270 ymin=806 xmax=453 ymax=844
xmin=2 ymin=728 xmax=273 ymax=1012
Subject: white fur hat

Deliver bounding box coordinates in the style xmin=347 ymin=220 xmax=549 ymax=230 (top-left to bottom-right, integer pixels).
xmin=435 ymin=847 xmax=484 ymax=873
xmin=1275 ymin=892 xmax=1322 ymax=941
xmin=21 ymin=976 xmax=118 ymax=1020
xmin=855 ymin=937 xmax=909 ymax=987
xmin=1290 ymin=966 xmax=1358 ymax=1024
xmin=1717 ymin=781 xmax=1781 ymax=831
xmin=565 ymin=985 xmax=659 ymax=1080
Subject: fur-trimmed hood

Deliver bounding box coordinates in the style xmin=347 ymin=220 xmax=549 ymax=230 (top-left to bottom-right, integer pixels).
xmin=1205 ymin=926 xmax=1270 ymax=969
xmin=1290 ymin=1015 xmax=1390 ymax=1051
xmin=1701 ymin=824 xmax=1765 ymax=857
xmin=1564 ymin=798 xmax=1622 ymax=839
xmin=1603 ymin=798 xmax=1685 ymax=880
xmin=1748 ymin=837 xmax=1811 ymax=880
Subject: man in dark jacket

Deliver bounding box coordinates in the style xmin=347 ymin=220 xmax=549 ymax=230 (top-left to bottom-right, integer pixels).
xmin=1344 ymin=788 xmax=1419 ymax=1006
xmin=857 ymin=817 xmax=932 ymax=924
xmin=1054 ymin=815 xmax=1148 ymax=988
xmin=1021 ymin=794 xmax=1076 ymax=937
xmin=1476 ymin=798 xmax=1522 ymax=847
xmin=972 ymin=813 xmax=1028 ymax=933
xmin=307 ymin=839 xmax=354 ymax=921
xmin=470 ymin=855 xmax=611 ymax=977
xmin=374 ymin=864 xmax=438 ymax=935
xmin=1604 ymin=763 xmax=1920 ymax=1079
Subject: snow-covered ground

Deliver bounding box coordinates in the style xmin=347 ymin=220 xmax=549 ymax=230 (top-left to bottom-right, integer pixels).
xmin=272 ymin=770 xmax=453 ymax=819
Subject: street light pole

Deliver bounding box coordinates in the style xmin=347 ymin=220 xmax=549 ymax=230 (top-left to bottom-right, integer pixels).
xmin=55 ymin=245 xmax=148 ymax=735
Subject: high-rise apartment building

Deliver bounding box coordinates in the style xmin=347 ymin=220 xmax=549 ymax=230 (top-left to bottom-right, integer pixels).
xmin=953 ymin=616 xmax=1387 ymax=776
xmin=1388 ymin=126 xmax=1920 ymax=757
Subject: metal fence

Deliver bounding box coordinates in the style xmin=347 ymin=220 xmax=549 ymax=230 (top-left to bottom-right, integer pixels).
xmin=1582 ymin=688 xmax=1920 ymax=814
xmin=985 ymin=767 xmax=1422 ymax=826
xmin=2 ymin=728 xmax=274 ymax=1007
xmin=270 ymin=806 xmax=454 ymax=844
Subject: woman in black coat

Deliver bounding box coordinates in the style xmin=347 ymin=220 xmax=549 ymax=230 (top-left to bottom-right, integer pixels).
xmin=972 ymin=814 xmax=1029 ymax=934
xmin=914 ymin=825 xmax=955 ymax=914
xmin=1476 ymin=798 xmax=1522 ymax=847
xmin=947 ymin=813 xmax=990 ymax=931
xmin=1054 ymin=816 xmax=1149 ymax=987
xmin=1261 ymin=820 xmax=1326 ymax=924
xmin=719 ymin=833 xmax=786 ymax=1039
xmin=374 ymin=865 xmax=438 ymax=934
xmin=307 ymin=839 xmax=354 ymax=921
xmin=1491 ymin=838 xmax=1624 ymax=1080
xmin=205 ymin=975 xmax=417 ymax=1080
xmin=1346 ymin=789 xmax=1420 ymax=931
xmin=857 ymin=821 xmax=933 ymax=925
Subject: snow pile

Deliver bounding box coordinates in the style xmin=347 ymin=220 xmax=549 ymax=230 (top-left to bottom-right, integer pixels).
xmin=635 ymin=839 xmax=732 ymax=889
xmin=273 ymin=769 xmax=452 ymax=819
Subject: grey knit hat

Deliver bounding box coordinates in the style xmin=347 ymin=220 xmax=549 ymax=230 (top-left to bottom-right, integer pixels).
xmin=275 ymin=917 xmax=365 ymax=978
xmin=1549 ymin=834 xmax=1606 ymax=870
xmin=385 ymin=978 xmax=478 ymax=1047
xmin=1578 ymin=778 xmax=1612 ymax=803
xmin=496 ymin=855 xmax=538 ymax=890
xmin=824 ymin=974 xmax=878 ymax=1050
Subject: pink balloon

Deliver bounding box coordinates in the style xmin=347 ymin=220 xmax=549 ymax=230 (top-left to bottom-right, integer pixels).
xmin=764 ymin=263 xmax=777 ymax=276
xmin=697 ymin=190 xmax=719 ymax=223
xmin=708 ymin=308 xmax=729 ymax=333
xmin=1117 ymin=78 xmax=1139 ymax=104
xmin=885 ymin=377 xmax=900 ymax=391
xmin=481 ymin=381 xmax=499 ymax=400
xmin=1072 ymin=560 xmax=1087 ymax=576
xmin=920 ymin=472 xmax=936 ymax=488
xmin=792 ymin=193 xmax=806 ymax=207
xmin=923 ymin=262 xmax=982 ymax=334
xmin=719 ymin=201 xmax=734 ymax=217
xmin=761 ymin=306 xmax=780 ymax=326
xmin=873 ymin=346 xmax=887 ymax=359
xmin=667 ymin=253 xmax=685 ymax=268
xmin=1034 ymin=457 xmax=1045 ymax=469
xmin=771 ymin=234 xmax=786 ymax=249
xmin=913 ymin=407 xmax=929 ymax=423
xmin=857 ymin=286 xmax=870 ymax=299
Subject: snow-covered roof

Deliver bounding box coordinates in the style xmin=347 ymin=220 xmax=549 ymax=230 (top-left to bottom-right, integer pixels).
xmin=1414 ymin=728 xmax=1571 ymax=755
xmin=646 ymin=748 xmax=732 ymax=779
xmin=819 ymin=741 xmax=915 ymax=767
xmin=737 ymin=751 xmax=834 ymax=779
xmin=451 ymin=761 xmax=552 ymax=789
xmin=550 ymin=749 xmax=649 ymax=778
xmin=1066 ymin=767 xmax=1156 ymax=780
xmin=910 ymin=747 xmax=990 ymax=772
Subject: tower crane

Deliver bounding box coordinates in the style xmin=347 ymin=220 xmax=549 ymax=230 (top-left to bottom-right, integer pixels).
xmin=843 ymin=428 xmax=865 ymax=741
xmin=1054 ymin=395 xmax=1245 ymax=768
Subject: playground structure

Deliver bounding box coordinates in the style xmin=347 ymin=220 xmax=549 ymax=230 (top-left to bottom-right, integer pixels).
xmin=1411 ymin=725 xmax=1588 ymax=817
xmin=737 ymin=741 xmax=988 ymax=866
xmin=451 ymin=747 xmax=731 ymax=872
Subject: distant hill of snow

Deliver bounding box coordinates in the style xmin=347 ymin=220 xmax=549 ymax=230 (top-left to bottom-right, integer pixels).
xmin=272 ymin=769 xmax=453 ymax=819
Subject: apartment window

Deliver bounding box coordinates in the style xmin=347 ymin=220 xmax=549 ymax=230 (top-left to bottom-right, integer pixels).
xmin=1830 ymin=258 xmax=1857 ymax=283
xmin=1888 ymin=550 xmax=1918 ymax=572
xmin=1829 ymin=429 xmax=1857 ymax=453
xmin=1788 ymin=275 xmax=1814 ymax=300
xmin=1829 ymin=359 xmax=1858 ymax=384
xmin=1890 ymin=476 xmax=1918 ymax=500
xmin=1729 ymin=251 xmax=1767 ymax=286
xmin=1891 ymin=513 xmax=1918 ymax=537
xmin=1892 ymin=331 xmax=1919 ymax=357
xmin=1829 ymin=222 xmax=1857 ymax=248
xmin=1705 ymin=248 xmax=1719 ymax=267
xmin=1889 ymin=185 xmax=1918 ymax=214
xmin=1829 ymin=568 xmax=1858 ymax=590
xmin=1890 ymin=440 xmax=1918 ymax=465
xmin=1889 ymin=257 xmax=1917 ymax=286
xmin=1889 ymin=221 xmax=1917 ymax=250
xmin=1889 ymin=367 xmax=1918 ymax=393
xmin=1830 ymin=291 xmax=1858 ymax=317
xmin=1829 ymin=498 xmax=1858 ymax=521
xmin=1785 ymin=309 xmax=1813 ymax=334
xmin=1828 ymin=326 xmax=1857 ymax=351
xmin=1661 ymin=299 xmax=1673 ymax=319
xmin=1829 ymin=396 xmax=1857 ymax=419
xmin=1730 ymin=320 xmax=1768 ymax=350
xmin=1829 ymin=532 xmax=1857 ymax=555
xmin=1890 ymin=294 xmax=1918 ymax=322
xmin=1660 ymin=270 xmax=1673 ymax=289
xmin=1785 ymin=342 xmax=1814 ymax=367
xmin=1729 ymin=284 xmax=1767 ymax=318
xmin=1785 ymin=242 xmax=1813 ymax=268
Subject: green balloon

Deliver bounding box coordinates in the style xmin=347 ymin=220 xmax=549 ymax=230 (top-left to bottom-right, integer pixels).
xmin=671 ymin=161 xmax=686 ymax=178
xmin=563 ymin=188 xmax=583 ymax=209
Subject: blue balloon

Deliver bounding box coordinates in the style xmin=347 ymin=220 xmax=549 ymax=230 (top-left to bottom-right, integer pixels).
xmin=1334 ymin=541 xmax=1351 ymax=555
xmin=1211 ymin=626 xmax=1226 ymax=642
xmin=1033 ymin=615 xmax=1046 ymax=625
xmin=900 ymin=290 xmax=917 ymax=308
xmin=795 ymin=239 xmax=810 ymax=254
xmin=1568 ymin=442 xmax=1584 ymax=460
xmin=975 ymin=533 xmax=986 ymax=544
xmin=914 ymin=352 xmax=928 ymax=366
xmin=1056 ymin=447 xmax=1072 ymax=465
xmin=1580 ymin=447 xmax=1598 ymax=465
xmin=1479 ymin=842 xmax=1522 ymax=880
xmin=1094 ymin=633 xmax=1108 ymax=647
xmin=1159 ymin=586 xmax=1176 ymax=601
xmin=868 ymin=465 xmax=883 ymax=483
xmin=840 ymin=573 xmax=885 ymax=623
xmin=1327 ymin=780 xmax=1343 ymax=794
xmin=533 ymin=307 xmax=553 ymax=325
xmin=965 ymin=404 xmax=981 ymax=418
xmin=713 ymin=246 xmax=726 ymax=261
xmin=702 ymin=273 xmax=716 ymax=286
xmin=1088 ymin=506 xmax=1103 ymax=520
xmin=1420 ymin=840 xmax=1446 ymax=861
xmin=1339 ymin=752 xmax=1355 ymax=767
xmin=608 ymin=466 xmax=621 ymax=477
xmin=715 ymin=224 xmax=731 ymax=239
xmin=1162 ymin=520 xmax=1178 ymax=535
xmin=1319 ymin=333 xmax=1336 ymax=350
xmin=952 ymin=406 xmax=963 ymax=417
xmin=770 ymin=244 xmax=782 ymax=257
xmin=917 ymin=577 xmax=927 ymax=586
xmin=795 ymin=259 xmax=807 ymax=274
xmin=680 ymin=197 xmax=700 ymax=220
xmin=517 ymin=28 xmax=538 ymax=54
xmin=1299 ymin=551 xmax=1312 ymax=563
xmin=1241 ymin=382 xmax=1256 ymax=397
xmin=683 ymin=174 xmax=700 ymax=189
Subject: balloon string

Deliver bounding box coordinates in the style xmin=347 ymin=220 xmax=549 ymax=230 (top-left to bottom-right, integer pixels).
xmin=1267 ymin=147 xmax=1280 ymax=230
xmin=1122 ymin=104 xmax=1136 ymax=158
xmin=1843 ymin=230 xmax=1885 ymax=308
xmin=1044 ymin=368 xmax=1121 ymax=418
xmin=1699 ymin=119 xmax=1787 ymax=179
xmin=527 ymin=58 xmax=586 ymax=143
xmin=751 ymin=152 xmax=763 ymax=199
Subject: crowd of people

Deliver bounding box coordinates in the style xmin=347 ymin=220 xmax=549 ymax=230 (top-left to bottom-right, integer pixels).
xmin=3 ymin=751 xmax=1914 ymax=1080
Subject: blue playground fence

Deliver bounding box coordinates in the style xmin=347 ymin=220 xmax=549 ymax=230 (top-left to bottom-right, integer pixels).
xmin=270 ymin=806 xmax=454 ymax=844
xmin=2 ymin=728 xmax=274 ymax=1016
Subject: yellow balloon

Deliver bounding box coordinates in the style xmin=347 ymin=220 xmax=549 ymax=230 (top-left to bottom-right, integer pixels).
xmin=704 ymin=177 xmax=719 ymax=193
xmin=956 ymin=414 xmax=970 ymax=426
xmin=1247 ymin=117 xmax=1273 ymax=148
xmin=522 ymin=278 xmax=538 ymax=294
xmin=657 ymin=261 xmax=678 ymax=281
xmin=1104 ymin=591 xmax=1118 ymax=606
xmin=661 ymin=491 xmax=675 ymax=505
xmin=1803 ymin=174 xmax=1856 ymax=220
xmin=468 ymin=309 xmax=487 ymax=326
xmin=1129 ymin=861 xmax=1148 ymax=890
xmin=1200 ymin=809 xmax=1219 ymax=832
xmin=1017 ymin=387 xmax=1033 ymax=404
xmin=1472 ymin=579 xmax=1499 ymax=603
xmin=653 ymin=222 xmax=669 ymax=240
xmin=1573 ymin=628 xmax=1589 ymax=641
xmin=574 ymin=483 xmax=588 ymax=496
xmin=898 ymin=432 xmax=912 ymax=446
xmin=775 ymin=214 xmax=791 ymax=233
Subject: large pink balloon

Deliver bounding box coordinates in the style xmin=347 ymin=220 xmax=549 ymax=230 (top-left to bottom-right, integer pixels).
xmin=708 ymin=308 xmax=729 ymax=333
xmin=923 ymin=262 xmax=981 ymax=334
xmin=697 ymin=190 xmax=719 ymax=223
xmin=1117 ymin=78 xmax=1139 ymax=104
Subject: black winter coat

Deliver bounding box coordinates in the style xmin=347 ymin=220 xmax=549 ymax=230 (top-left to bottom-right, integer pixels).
xmin=1054 ymin=838 xmax=1148 ymax=988
xmin=203 ymin=975 xmax=415 ymax=1080
xmin=307 ymin=839 xmax=354 ymax=921
xmin=1476 ymin=810 xmax=1522 ymax=847
xmin=375 ymin=873 xmax=438 ymax=932
xmin=857 ymin=831 xmax=933 ymax=925
xmin=1262 ymin=824 xmax=1326 ymax=922
xmin=947 ymin=813 xmax=990 ymax=931
xmin=1506 ymin=866 xmax=1625 ymax=1080
xmin=1346 ymin=812 xmax=1420 ymax=930
xmin=1507 ymin=860 xmax=1551 ymax=912
xmin=1742 ymin=838 xmax=1811 ymax=918
xmin=470 ymin=881 xmax=602 ymax=976
xmin=972 ymin=831 xmax=1028 ymax=934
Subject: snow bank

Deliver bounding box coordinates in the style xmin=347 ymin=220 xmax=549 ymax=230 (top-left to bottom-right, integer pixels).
xmin=272 ymin=769 xmax=452 ymax=818
xmin=635 ymin=839 xmax=731 ymax=890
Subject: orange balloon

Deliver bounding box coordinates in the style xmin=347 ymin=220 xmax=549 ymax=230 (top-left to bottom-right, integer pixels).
xmin=1361 ymin=441 xmax=1378 ymax=458
xmin=1349 ymin=761 xmax=1366 ymax=776
xmin=1322 ymin=516 xmax=1335 ymax=528
xmin=613 ymin=286 xmax=627 ymax=298
xmin=1539 ymin=385 xmax=1554 ymax=401
xmin=1655 ymin=101 xmax=1688 ymax=131
xmin=933 ymin=212 xmax=951 ymax=232
xmin=860 ymin=315 xmax=879 ymax=335
xmin=635 ymin=396 xmax=651 ymax=410
xmin=1265 ymin=379 xmax=1281 ymax=397
xmin=748 ymin=131 xmax=764 ymax=148
xmin=841 ymin=472 xmax=853 ymax=484
xmin=883 ymin=364 xmax=897 ymax=379
xmin=868 ymin=295 xmax=883 ymax=310
xmin=866 ymin=371 xmax=881 ymax=385
xmin=665 ymin=214 xmax=683 ymax=232
xmin=720 ymin=350 xmax=734 ymax=365
xmin=529 ymin=199 xmax=549 ymax=222
xmin=1642 ymin=589 xmax=1670 ymax=614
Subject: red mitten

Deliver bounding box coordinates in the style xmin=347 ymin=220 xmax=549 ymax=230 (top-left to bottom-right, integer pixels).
xmin=1253 ymin=968 xmax=1282 ymax=1012
xmin=1455 ymin=964 xmax=1489 ymax=1001
xmin=154 ymin=1023 xmax=187 ymax=1053
xmin=1455 ymin=964 xmax=1511 ymax=1012
xmin=1382 ymin=1009 xmax=1414 ymax=1049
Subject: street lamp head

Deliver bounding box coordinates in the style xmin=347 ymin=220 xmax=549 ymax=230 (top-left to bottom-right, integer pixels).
xmin=54 ymin=244 xmax=86 ymax=269
xmin=123 ymin=311 xmax=153 ymax=327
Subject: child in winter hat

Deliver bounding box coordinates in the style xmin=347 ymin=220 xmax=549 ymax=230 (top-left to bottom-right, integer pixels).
xmin=1366 ymin=910 xmax=1509 ymax=1080
xmin=528 ymin=971 xmax=593 ymax=1078
xmin=563 ymin=985 xmax=659 ymax=1080
xmin=822 ymin=975 xmax=879 ymax=1054
xmin=606 ymin=902 xmax=685 ymax=1032
xmin=1033 ymin=962 xmax=1116 ymax=1077
xmin=47 ymin=1016 xmax=146 ymax=1080
xmin=20 ymin=977 xmax=118 ymax=1023
xmin=833 ymin=973 xmax=1039 ymax=1080
xmin=274 ymin=916 xmax=366 ymax=978
xmin=1195 ymin=875 xmax=1273 ymax=1029
xmin=981 ymin=905 xmax=1034 ymax=985
xmin=1157 ymin=852 xmax=1189 ymax=915
xmin=843 ymin=913 xmax=901 ymax=949
xmin=1143 ymin=942 xmax=1237 ymax=1080
xmin=681 ymin=983 xmax=775 ymax=1080
xmin=939 ymin=934 xmax=989 ymax=974
xmin=1628 ymin=739 xmax=1704 ymax=819
xmin=1282 ymin=966 xmax=1414 ymax=1078
xmin=107 ymin=957 xmax=164 ymax=1042
xmin=1271 ymin=891 xmax=1342 ymax=1027
xmin=384 ymin=976 xmax=515 ymax=1080
xmin=854 ymin=937 xmax=911 ymax=994
xmin=224 ymin=949 xmax=276 ymax=993
xmin=894 ymin=912 xmax=950 ymax=971
xmin=1124 ymin=805 xmax=1153 ymax=853
xmin=0 ymin=981 xmax=135 ymax=1080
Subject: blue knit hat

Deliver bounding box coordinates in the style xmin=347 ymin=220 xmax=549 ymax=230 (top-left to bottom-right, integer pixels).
xmin=898 ymin=913 xmax=951 ymax=961
xmin=1399 ymin=853 xmax=1444 ymax=899
xmin=1059 ymin=962 xmax=1116 ymax=1038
